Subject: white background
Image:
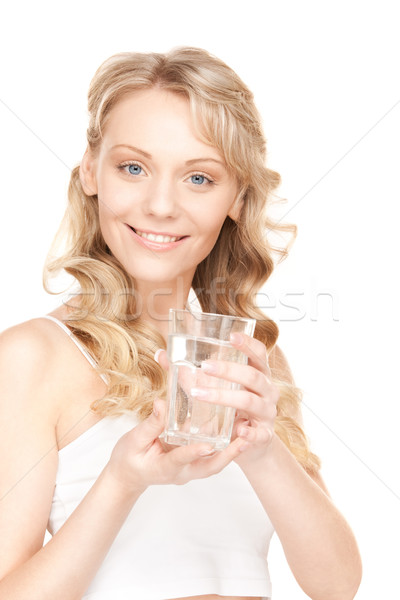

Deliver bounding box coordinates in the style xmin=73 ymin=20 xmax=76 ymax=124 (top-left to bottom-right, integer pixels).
xmin=1 ymin=1 xmax=399 ymax=598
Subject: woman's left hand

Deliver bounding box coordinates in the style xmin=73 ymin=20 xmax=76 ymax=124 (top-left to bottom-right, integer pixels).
xmin=192 ymin=332 xmax=279 ymax=466
xmin=156 ymin=332 xmax=280 ymax=467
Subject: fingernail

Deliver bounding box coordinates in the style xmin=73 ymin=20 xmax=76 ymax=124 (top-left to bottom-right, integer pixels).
xmin=191 ymin=387 xmax=210 ymax=398
xmin=199 ymin=447 xmax=215 ymax=456
xmin=154 ymin=349 xmax=163 ymax=364
xmin=152 ymin=400 xmax=160 ymax=417
xmin=230 ymin=332 xmax=243 ymax=345
xmin=201 ymin=361 xmax=217 ymax=374
xmin=238 ymin=426 xmax=249 ymax=438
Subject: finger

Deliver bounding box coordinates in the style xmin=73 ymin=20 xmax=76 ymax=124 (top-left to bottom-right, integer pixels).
xmin=200 ymin=359 xmax=273 ymax=396
xmin=164 ymin=441 xmax=217 ymax=470
xmin=131 ymin=399 xmax=167 ymax=450
xmin=154 ymin=348 xmax=169 ymax=371
xmin=192 ymin=387 xmax=278 ymax=424
xmin=167 ymin=436 xmax=247 ymax=485
xmin=229 ymin=332 xmax=271 ymax=376
xmin=190 ymin=387 xmax=272 ymax=419
xmin=237 ymin=422 xmax=274 ymax=446
xmin=184 ymin=435 xmax=250 ymax=479
xmin=231 ymin=416 xmax=250 ymax=440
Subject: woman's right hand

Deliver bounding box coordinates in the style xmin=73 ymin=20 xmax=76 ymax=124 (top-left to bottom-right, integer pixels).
xmin=106 ymin=399 xmax=248 ymax=494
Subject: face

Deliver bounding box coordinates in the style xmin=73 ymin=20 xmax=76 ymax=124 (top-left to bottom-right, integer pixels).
xmin=80 ymin=88 xmax=241 ymax=296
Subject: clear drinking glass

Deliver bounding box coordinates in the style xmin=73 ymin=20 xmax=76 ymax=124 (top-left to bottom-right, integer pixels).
xmin=163 ymin=309 xmax=256 ymax=450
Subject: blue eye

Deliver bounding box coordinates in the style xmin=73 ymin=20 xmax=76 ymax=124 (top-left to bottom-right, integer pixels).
xmin=191 ymin=174 xmax=207 ymax=185
xmin=128 ymin=164 xmax=142 ymax=175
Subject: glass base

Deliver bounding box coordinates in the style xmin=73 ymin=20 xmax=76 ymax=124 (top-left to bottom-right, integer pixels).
xmin=163 ymin=430 xmax=230 ymax=451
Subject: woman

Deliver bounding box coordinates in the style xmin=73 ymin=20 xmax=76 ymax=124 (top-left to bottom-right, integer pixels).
xmin=0 ymin=47 xmax=361 ymax=599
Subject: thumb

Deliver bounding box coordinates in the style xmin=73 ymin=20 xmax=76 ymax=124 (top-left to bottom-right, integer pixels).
xmin=154 ymin=348 xmax=169 ymax=372
xmin=152 ymin=398 xmax=165 ymax=419
xmin=132 ymin=398 xmax=166 ymax=450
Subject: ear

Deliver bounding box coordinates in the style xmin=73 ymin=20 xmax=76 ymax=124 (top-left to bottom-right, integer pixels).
xmin=228 ymin=193 xmax=244 ymax=222
xmin=79 ymin=147 xmax=98 ymax=196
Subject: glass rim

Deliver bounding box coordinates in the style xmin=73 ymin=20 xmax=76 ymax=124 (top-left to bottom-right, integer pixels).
xmin=169 ymin=308 xmax=256 ymax=324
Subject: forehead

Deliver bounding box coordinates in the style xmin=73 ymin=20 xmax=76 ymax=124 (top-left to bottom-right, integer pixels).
xmin=101 ymin=88 xmax=221 ymax=160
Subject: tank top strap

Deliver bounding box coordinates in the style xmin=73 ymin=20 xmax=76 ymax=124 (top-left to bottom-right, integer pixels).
xmin=42 ymin=315 xmax=108 ymax=384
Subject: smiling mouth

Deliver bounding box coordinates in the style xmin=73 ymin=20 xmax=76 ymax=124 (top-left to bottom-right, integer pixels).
xmin=128 ymin=226 xmax=187 ymax=243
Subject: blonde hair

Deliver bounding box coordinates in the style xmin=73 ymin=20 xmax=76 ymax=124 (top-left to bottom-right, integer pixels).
xmin=44 ymin=46 xmax=320 ymax=474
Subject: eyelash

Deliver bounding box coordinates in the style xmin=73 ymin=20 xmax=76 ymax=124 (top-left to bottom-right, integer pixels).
xmin=117 ymin=161 xmax=216 ymax=186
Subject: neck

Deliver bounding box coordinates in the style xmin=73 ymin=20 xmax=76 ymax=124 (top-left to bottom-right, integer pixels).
xmin=135 ymin=276 xmax=192 ymax=342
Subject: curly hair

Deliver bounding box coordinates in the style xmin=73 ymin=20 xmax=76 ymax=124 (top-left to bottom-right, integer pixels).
xmin=43 ymin=46 xmax=320 ymax=474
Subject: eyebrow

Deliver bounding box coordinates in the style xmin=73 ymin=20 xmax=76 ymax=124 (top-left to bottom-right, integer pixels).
xmin=110 ymin=144 xmax=226 ymax=167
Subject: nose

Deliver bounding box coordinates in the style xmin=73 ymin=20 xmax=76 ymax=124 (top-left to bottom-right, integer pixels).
xmin=143 ymin=175 xmax=179 ymax=218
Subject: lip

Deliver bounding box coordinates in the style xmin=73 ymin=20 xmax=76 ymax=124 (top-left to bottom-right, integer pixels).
xmin=125 ymin=224 xmax=189 ymax=252
xmin=128 ymin=226 xmax=187 ymax=238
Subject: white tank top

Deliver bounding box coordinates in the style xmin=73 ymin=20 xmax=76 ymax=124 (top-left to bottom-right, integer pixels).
xmin=43 ymin=315 xmax=274 ymax=600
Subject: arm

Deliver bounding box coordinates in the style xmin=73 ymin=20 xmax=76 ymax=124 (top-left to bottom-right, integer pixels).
xmin=241 ymin=435 xmax=361 ymax=600
xmin=198 ymin=337 xmax=362 ymax=600
xmin=0 ymin=322 xmax=248 ymax=600
xmin=1 ymin=467 xmax=143 ymax=600
xmin=0 ymin=324 xmax=143 ymax=600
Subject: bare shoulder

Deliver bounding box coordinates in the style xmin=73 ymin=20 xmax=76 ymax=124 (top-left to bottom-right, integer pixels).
xmin=1 ymin=313 xmax=105 ymax=397
xmin=0 ymin=316 xmax=94 ymax=421
xmin=0 ymin=317 xmax=81 ymax=406
xmin=0 ymin=316 xmax=63 ymax=432
xmin=0 ymin=319 xmax=62 ymax=577
xmin=0 ymin=318 xmax=73 ymax=451
xmin=0 ymin=318 xmax=62 ymax=382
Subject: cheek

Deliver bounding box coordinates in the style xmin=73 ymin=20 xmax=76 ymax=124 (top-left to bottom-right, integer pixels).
xmin=97 ymin=178 xmax=136 ymax=219
xmin=97 ymin=207 xmax=115 ymax=248
xmin=194 ymin=210 xmax=230 ymax=258
xmin=197 ymin=195 xmax=230 ymax=221
xmin=199 ymin=205 xmax=231 ymax=234
xmin=97 ymin=191 xmax=125 ymax=244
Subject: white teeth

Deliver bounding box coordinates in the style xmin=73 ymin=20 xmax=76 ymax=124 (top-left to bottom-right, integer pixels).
xmin=135 ymin=229 xmax=181 ymax=243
